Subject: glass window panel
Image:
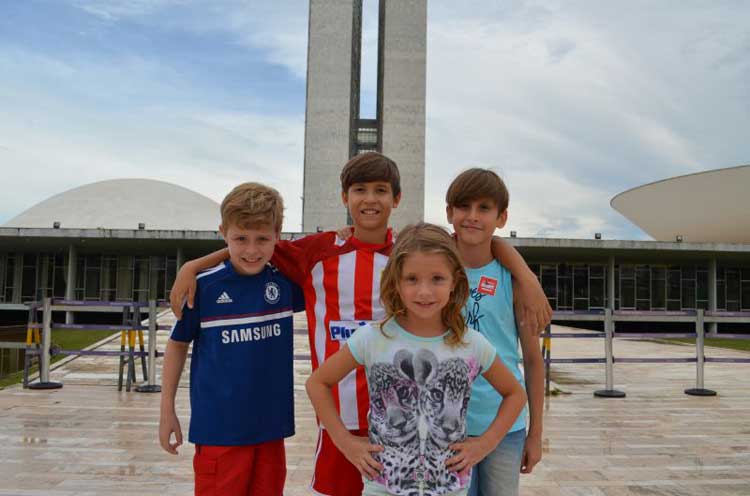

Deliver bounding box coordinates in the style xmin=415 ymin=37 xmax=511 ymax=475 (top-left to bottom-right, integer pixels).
xmin=541 ymin=265 xmax=557 ymax=299
xmin=717 ymin=280 xmax=726 ymax=310
xmin=667 ymin=300 xmax=681 ymax=311
xmin=117 ymin=256 xmax=134 ymax=300
xmin=620 ymin=265 xmax=634 ymax=278
xmin=696 ymin=300 xmax=708 ymax=310
xmin=682 ymin=265 xmax=696 ymax=279
xmin=667 ymin=270 xmax=681 ymax=300
xmin=558 ymin=276 xmax=572 ymax=309
xmin=547 ymin=297 xmax=557 ymax=310
xmin=742 ymin=268 xmax=750 ymax=280
xmin=697 ymin=270 xmax=708 ymax=301
xmin=636 ymin=265 xmax=650 ymax=300
xmin=574 ymin=265 xmax=588 ymax=299
xmin=558 ymin=264 xmax=570 ymax=277
xmin=590 ymin=278 xmax=605 ymax=308
xmin=726 ymin=269 xmax=740 ymax=303
xmin=651 ymin=274 xmax=665 ymax=309
xmin=621 ymin=278 xmax=635 ymax=309
xmin=636 ymin=299 xmax=650 ymax=311
xmin=574 ymin=299 xmax=588 ymax=310
xmin=682 ymin=279 xmax=696 ymax=309
xmin=21 ymin=259 xmax=37 ymax=300
xmin=717 ymin=266 xmax=725 ymax=280
xmin=590 ymin=265 xmax=604 ymax=278
xmin=742 ymin=281 xmax=750 ymax=311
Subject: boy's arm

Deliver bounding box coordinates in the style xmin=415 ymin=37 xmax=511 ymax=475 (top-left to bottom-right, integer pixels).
xmin=169 ymin=248 xmax=229 ymax=318
xmin=447 ymin=357 xmax=527 ymax=473
xmin=305 ymin=345 xmax=383 ymax=479
xmin=518 ymin=326 xmax=544 ymax=474
xmin=159 ymin=338 xmax=190 ymax=454
xmin=491 ymin=237 xmax=552 ymax=336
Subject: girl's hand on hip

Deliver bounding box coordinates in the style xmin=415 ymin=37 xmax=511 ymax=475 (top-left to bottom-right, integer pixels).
xmin=340 ymin=435 xmax=384 ymax=480
xmin=447 ymin=436 xmax=493 ymax=473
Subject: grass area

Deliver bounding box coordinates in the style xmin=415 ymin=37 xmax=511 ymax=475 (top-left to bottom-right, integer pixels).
xmin=662 ymin=337 xmax=750 ymax=352
xmin=0 ymin=329 xmax=117 ymax=390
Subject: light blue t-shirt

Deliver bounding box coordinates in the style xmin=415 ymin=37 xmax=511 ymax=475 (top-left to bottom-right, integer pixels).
xmin=464 ymin=260 xmax=528 ymax=436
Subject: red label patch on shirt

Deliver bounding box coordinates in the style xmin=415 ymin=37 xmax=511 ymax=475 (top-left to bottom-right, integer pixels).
xmin=477 ymin=276 xmax=498 ymax=296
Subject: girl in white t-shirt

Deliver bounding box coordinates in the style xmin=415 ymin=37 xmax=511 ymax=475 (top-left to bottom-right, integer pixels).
xmin=306 ymin=222 xmax=527 ymax=496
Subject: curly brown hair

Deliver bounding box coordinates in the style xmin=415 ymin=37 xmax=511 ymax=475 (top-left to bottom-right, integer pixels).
xmin=380 ymin=222 xmax=469 ymax=346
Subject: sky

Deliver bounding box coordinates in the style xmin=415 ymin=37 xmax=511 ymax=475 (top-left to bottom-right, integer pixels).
xmin=1 ymin=0 xmax=748 ymax=239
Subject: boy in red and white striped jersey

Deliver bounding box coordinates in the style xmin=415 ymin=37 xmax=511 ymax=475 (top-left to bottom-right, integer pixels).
xmin=170 ymin=152 xmax=551 ymax=496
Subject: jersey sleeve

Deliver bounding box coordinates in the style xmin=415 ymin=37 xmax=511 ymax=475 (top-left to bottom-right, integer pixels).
xmin=346 ymin=323 xmax=373 ymax=366
xmin=470 ymin=329 xmax=498 ymax=372
xmin=170 ymin=290 xmax=201 ymax=343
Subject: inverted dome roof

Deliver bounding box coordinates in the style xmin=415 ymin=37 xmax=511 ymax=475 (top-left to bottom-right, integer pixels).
xmin=611 ymin=165 xmax=750 ymax=244
xmin=4 ymin=178 xmax=220 ymax=231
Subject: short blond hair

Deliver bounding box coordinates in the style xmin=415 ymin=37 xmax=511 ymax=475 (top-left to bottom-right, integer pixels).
xmin=220 ymin=182 xmax=284 ymax=232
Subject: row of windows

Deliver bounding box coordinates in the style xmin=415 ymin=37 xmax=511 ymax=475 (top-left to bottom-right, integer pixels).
xmin=0 ymin=253 xmax=177 ymax=303
xmin=530 ymin=263 xmax=750 ymax=311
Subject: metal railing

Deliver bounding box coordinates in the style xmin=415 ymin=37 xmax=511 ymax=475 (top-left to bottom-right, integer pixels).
xmin=544 ymin=309 xmax=750 ymax=397
xmin=18 ymin=298 xmax=170 ymax=392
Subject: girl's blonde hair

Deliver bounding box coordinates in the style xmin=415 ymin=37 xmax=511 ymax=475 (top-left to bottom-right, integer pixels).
xmin=380 ymin=222 xmax=469 ymax=346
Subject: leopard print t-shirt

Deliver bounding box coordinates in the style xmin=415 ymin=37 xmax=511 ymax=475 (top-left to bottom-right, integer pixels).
xmin=347 ymin=320 xmax=496 ymax=496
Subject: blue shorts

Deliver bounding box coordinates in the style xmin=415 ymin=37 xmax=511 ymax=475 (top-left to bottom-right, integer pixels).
xmin=468 ymin=428 xmax=525 ymax=496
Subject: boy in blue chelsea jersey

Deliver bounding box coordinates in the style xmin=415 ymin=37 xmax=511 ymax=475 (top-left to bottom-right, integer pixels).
xmin=159 ymin=182 xmax=304 ymax=496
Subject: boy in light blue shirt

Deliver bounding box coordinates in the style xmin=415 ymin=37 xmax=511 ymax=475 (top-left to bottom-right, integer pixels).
xmin=446 ymin=169 xmax=545 ymax=496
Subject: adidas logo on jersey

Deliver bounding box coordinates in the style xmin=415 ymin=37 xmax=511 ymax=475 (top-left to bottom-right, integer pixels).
xmin=216 ymin=292 xmax=233 ymax=304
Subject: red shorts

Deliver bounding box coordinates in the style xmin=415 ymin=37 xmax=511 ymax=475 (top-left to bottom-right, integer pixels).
xmin=311 ymin=427 xmax=367 ymax=496
xmin=193 ymin=440 xmax=286 ymax=496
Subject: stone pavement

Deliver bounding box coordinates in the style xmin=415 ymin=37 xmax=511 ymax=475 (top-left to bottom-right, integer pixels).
xmin=0 ymin=313 xmax=748 ymax=495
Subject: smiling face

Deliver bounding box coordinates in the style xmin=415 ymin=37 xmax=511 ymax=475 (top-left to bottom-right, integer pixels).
xmin=219 ymin=222 xmax=278 ymax=276
xmin=447 ymin=197 xmax=507 ymax=248
xmin=342 ymin=181 xmax=400 ymax=236
xmin=396 ymin=251 xmax=456 ymax=331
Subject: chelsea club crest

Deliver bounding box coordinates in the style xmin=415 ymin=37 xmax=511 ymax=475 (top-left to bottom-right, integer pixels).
xmin=264 ymin=282 xmax=281 ymax=304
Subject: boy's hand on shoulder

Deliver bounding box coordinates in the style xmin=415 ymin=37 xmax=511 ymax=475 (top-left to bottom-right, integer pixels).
xmin=447 ymin=436 xmax=494 ymax=473
xmin=340 ymin=434 xmax=383 ymax=481
xmin=336 ymin=226 xmax=354 ymax=240
xmin=513 ymin=276 xmax=552 ymax=337
xmin=521 ymin=432 xmax=542 ymax=474
xmin=159 ymin=411 xmax=183 ymax=455
xmin=169 ymin=262 xmax=199 ymax=319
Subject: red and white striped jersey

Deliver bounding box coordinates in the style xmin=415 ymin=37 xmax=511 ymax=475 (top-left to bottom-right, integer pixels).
xmin=272 ymin=230 xmax=393 ymax=430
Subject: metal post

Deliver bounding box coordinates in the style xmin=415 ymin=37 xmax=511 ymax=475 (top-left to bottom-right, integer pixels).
xmin=594 ymin=308 xmax=625 ymax=398
xmin=137 ymin=300 xmax=161 ymax=393
xmin=685 ymin=309 xmax=716 ymax=396
xmin=707 ymin=258 xmax=717 ymax=337
xmin=65 ymin=244 xmax=77 ymax=325
xmin=28 ymin=298 xmax=63 ymax=390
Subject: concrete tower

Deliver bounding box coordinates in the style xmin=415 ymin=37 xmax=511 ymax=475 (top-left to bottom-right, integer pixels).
xmin=302 ymin=0 xmax=426 ymax=232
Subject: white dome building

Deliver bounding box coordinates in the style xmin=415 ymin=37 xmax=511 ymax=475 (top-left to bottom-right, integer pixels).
xmin=611 ymin=165 xmax=750 ymax=244
xmin=4 ymin=178 xmax=220 ymax=231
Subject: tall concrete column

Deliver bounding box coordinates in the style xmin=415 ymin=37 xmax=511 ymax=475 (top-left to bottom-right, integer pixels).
xmin=608 ymin=255 xmax=616 ymax=311
xmin=65 ymin=244 xmax=77 ymax=324
xmin=708 ymin=257 xmax=717 ymax=336
xmin=378 ymin=0 xmax=426 ymax=230
xmin=302 ymin=0 xmax=362 ymax=232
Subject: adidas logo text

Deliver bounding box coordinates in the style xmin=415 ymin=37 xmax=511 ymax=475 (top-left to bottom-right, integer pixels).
xmin=216 ymin=292 xmax=233 ymax=304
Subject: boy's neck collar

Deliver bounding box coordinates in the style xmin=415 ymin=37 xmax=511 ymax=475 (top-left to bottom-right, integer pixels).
xmin=456 ymin=239 xmax=494 ymax=268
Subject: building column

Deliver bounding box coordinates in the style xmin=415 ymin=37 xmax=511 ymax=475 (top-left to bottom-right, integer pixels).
xmin=608 ymin=255 xmax=616 ymax=311
xmin=708 ymin=257 xmax=717 ymax=336
xmin=65 ymin=244 xmax=77 ymax=324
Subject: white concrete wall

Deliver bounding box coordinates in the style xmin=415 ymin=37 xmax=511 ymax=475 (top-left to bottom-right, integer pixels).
xmin=379 ymin=0 xmax=426 ymax=230
xmin=303 ymin=0 xmax=361 ymax=232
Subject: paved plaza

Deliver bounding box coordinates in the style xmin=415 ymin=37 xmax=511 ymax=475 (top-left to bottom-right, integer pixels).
xmin=0 ymin=313 xmax=748 ymax=496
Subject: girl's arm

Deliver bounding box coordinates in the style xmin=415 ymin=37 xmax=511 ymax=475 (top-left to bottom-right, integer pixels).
xmin=491 ymin=237 xmax=552 ymax=336
xmin=305 ymin=346 xmax=384 ymax=479
xmin=518 ymin=326 xmax=544 ymax=474
xmin=447 ymin=357 xmax=527 ymax=472
xmin=169 ymin=248 xmax=229 ymax=318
